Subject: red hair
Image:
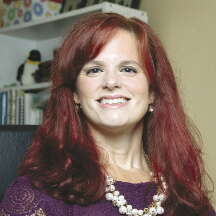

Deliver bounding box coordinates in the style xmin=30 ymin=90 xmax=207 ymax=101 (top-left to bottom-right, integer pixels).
xmin=20 ymin=13 xmax=213 ymax=214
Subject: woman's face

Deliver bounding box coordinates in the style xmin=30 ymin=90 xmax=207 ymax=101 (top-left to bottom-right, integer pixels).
xmin=74 ymin=29 xmax=154 ymax=131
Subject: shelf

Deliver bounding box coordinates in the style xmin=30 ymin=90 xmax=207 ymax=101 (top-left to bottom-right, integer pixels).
xmin=0 ymin=2 xmax=147 ymax=40
xmin=0 ymin=82 xmax=51 ymax=92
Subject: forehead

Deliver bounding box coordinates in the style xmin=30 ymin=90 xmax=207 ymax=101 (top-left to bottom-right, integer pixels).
xmin=94 ymin=29 xmax=140 ymax=62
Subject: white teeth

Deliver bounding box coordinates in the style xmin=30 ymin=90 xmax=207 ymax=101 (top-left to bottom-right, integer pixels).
xmin=100 ymin=98 xmax=127 ymax=105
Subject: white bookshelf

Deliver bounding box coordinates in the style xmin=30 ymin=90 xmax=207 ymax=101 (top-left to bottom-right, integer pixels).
xmin=0 ymin=2 xmax=147 ymax=40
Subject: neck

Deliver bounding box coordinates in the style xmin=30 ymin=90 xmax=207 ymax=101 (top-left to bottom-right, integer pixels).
xmin=105 ymin=163 xmax=152 ymax=183
xmin=88 ymin=122 xmax=152 ymax=183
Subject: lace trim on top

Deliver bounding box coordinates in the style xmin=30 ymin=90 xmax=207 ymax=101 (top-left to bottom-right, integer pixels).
xmin=0 ymin=208 xmax=46 ymax=216
xmin=0 ymin=177 xmax=43 ymax=215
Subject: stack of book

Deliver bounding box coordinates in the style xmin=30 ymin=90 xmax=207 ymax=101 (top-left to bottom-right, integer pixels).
xmin=0 ymin=89 xmax=46 ymax=125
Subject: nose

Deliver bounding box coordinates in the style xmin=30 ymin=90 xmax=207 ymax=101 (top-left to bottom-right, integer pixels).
xmin=102 ymin=70 xmax=121 ymax=90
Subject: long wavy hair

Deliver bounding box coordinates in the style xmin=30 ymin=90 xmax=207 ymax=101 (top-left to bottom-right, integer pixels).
xmin=19 ymin=13 xmax=213 ymax=215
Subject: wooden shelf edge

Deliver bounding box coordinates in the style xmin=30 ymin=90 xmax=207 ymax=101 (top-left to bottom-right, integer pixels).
xmin=0 ymin=82 xmax=51 ymax=92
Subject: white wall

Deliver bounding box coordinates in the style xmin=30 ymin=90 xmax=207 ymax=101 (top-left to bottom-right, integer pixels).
xmin=0 ymin=36 xmax=36 ymax=87
xmin=35 ymin=37 xmax=62 ymax=61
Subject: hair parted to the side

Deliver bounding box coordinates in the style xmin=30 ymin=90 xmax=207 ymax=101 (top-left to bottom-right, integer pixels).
xmin=19 ymin=13 xmax=213 ymax=214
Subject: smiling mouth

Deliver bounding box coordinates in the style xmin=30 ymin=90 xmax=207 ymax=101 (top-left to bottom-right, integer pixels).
xmin=97 ymin=97 xmax=130 ymax=105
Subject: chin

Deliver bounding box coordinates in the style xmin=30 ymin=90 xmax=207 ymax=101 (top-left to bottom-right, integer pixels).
xmin=101 ymin=117 xmax=129 ymax=127
xmin=99 ymin=120 xmax=137 ymax=131
xmin=100 ymin=124 xmax=130 ymax=134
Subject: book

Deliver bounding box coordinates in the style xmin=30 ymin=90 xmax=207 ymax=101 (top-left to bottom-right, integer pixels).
xmin=15 ymin=90 xmax=25 ymax=125
xmin=2 ymin=91 xmax=8 ymax=125
xmin=0 ymin=89 xmax=45 ymax=125
xmin=11 ymin=89 xmax=17 ymax=124
xmin=0 ymin=92 xmax=3 ymax=124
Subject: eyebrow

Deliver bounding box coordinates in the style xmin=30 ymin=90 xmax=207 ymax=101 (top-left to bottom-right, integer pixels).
xmin=85 ymin=60 xmax=142 ymax=68
xmin=119 ymin=60 xmax=142 ymax=68
xmin=84 ymin=60 xmax=104 ymax=67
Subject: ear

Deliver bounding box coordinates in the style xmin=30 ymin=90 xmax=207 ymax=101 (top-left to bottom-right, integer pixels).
xmin=73 ymin=92 xmax=80 ymax=104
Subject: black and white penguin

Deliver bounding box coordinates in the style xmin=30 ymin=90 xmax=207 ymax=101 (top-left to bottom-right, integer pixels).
xmin=17 ymin=50 xmax=41 ymax=85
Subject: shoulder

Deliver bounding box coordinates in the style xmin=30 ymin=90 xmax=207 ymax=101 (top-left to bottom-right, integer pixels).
xmin=210 ymin=209 xmax=216 ymax=216
xmin=0 ymin=176 xmax=71 ymax=216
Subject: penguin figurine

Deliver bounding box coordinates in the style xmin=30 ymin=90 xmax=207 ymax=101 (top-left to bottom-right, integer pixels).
xmin=17 ymin=50 xmax=41 ymax=85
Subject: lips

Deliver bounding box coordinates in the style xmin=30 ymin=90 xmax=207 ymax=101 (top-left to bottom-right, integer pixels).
xmin=96 ymin=95 xmax=131 ymax=108
xmin=96 ymin=95 xmax=131 ymax=104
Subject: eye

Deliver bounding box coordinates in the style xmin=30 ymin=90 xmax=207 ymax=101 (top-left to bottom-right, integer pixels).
xmin=85 ymin=67 xmax=103 ymax=76
xmin=120 ymin=66 xmax=138 ymax=74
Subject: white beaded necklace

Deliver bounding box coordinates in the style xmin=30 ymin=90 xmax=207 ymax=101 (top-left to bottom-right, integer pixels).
xmin=105 ymin=175 xmax=167 ymax=216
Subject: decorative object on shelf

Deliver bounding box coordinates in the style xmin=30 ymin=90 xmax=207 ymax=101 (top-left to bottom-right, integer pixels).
xmin=31 ymin=0 xmax=64 ymax=21
xmin=63 ymin=0 xmax=140 ymax=12
xmin=2 ymin=0 xmax=32 ymax=26
xmin=0 ymin=0 xmax=4 ymax=28
xmin=2 ymin=0 xmax=64 ymax=27
xmin=32 ymin=48 xmax=57 ymax=83
xmin=63 ymin=0 xmax=87 ymax=12
xmin=2 ymin=0 xmax=18 ymax=27
xmin=33 ymin=60 xmax=52 ymax=83
xmin=17 ymin=49 xmax=41 ymax=86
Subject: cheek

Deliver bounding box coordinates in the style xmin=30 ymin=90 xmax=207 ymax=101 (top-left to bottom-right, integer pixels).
xmin=127 ymin=80 xmax=150 ymax=97
xmin=76 ymin=79 xmax=98 ymax=101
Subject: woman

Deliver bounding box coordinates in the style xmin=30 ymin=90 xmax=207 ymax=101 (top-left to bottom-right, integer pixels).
xmin=0 ymin=13 xmax=214 ymax=216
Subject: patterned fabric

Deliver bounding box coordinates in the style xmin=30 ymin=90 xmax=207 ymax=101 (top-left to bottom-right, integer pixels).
xmin=0 ymin=177 xmax=70 ymax=216
xmin=0 ymin=208 xmax=46 ymax=216
xmin=0 ymin=176 xmax=158 ymax=216
xmin=1 ymin=176 xmax=216 ymax=216
xmin=2 ymin=0 xmax=62 ymax=27
xmin=1 ymin=177 xmax=40 ymax=215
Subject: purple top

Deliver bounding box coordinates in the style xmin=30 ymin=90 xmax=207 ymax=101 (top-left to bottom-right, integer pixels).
xmin=0 ymin=176 xmax=158 ymax=216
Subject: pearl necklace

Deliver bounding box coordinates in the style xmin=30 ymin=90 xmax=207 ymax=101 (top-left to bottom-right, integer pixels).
xmin=105 ymin=175 xmax=167 ymax=216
